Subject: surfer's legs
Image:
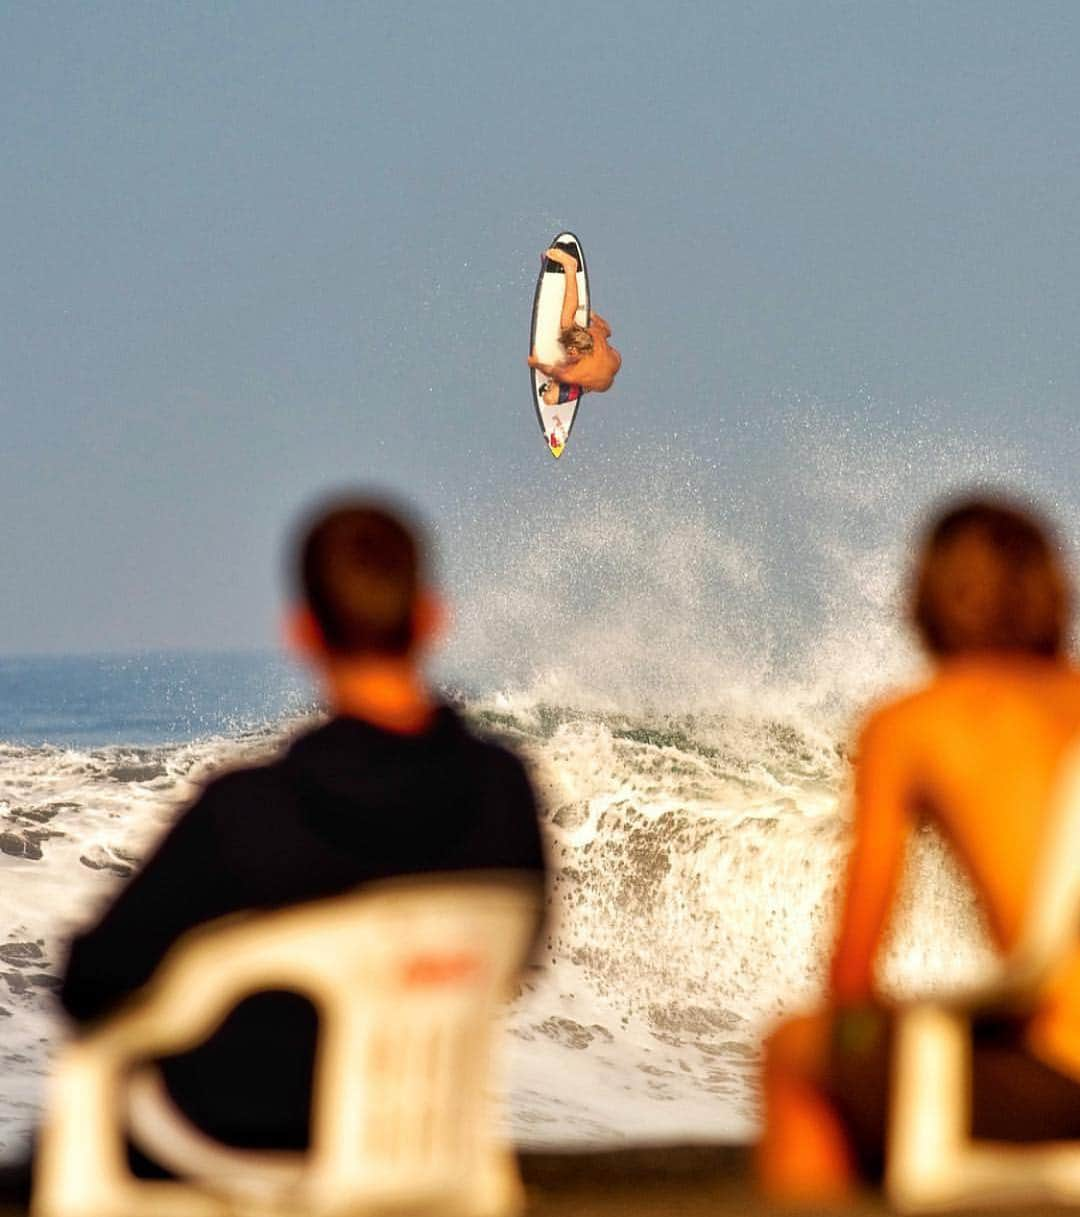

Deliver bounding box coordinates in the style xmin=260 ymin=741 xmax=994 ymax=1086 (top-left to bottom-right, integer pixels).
xmin=758 ymin=1013 xmax=857 ymax=1202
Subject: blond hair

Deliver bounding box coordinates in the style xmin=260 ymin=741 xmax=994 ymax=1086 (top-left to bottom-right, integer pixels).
xmin=559 ymin=325 xmax=594 ymax=361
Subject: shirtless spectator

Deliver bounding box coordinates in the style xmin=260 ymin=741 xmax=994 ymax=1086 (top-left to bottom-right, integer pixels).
xmin=59 ymin=497 xmax=547 ymax=1165
xmin=528 ymin=246 xmax=621 ymax=402
xmin=759 ymin=498 xmax=1080 ymax=1201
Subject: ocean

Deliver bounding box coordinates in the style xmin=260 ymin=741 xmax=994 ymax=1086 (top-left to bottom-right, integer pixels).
xmin=0 ymin=641 xmax=998 ymax=1156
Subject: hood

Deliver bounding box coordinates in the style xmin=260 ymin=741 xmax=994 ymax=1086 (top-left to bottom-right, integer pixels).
xmin=280 ymin=707 xmax=482 ymax=854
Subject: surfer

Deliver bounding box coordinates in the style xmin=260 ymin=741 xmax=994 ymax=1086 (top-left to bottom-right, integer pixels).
xmin=528 ymin=246 xmax=621 ymax=400
xmin=759 ymin=498 xmax=1080 ymax=1201
xmin=57 ymin=498 xmax=547 ymax=1166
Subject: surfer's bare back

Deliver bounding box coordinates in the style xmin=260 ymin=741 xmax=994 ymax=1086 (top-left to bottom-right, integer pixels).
xmin=528 ymin=247 xmax=621 ymax=403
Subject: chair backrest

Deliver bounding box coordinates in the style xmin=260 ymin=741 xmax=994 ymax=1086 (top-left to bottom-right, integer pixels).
xmin=885 ymin=747 xmax=1080 ymax=1212
xmin=33 ymin=873 xmax=540 ymax=1217
xmin=995 ymin=739 xmax=1080 ymax=998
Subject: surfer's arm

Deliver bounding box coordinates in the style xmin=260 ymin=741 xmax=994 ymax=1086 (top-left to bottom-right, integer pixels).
xmin=828 ymin=710 xmax=913 ymax=1005
xmin=543 ymin=247 xmax=580 ymax=331
xmin=590 ymin=312 xmax=611 ymax=338
xmin=527 ymin=354 xmax=562 ymax=378
xmin=559 ymin=263 xmax=579 ymax=331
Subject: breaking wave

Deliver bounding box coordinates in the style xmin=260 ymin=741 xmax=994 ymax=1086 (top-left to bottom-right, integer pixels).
xmin=0 ymin=698 xmax=996 ymax=1150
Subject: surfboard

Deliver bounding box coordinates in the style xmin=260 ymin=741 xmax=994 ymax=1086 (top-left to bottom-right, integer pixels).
xmin=529 ymin=232 xmax=590 ymax=459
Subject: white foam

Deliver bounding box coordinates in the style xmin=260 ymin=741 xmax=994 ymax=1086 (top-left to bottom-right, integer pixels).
xmin=0 ymin=729 xmax=293 ymax=1153
xmin=498 ymin=706 xmax=995 ymax=1146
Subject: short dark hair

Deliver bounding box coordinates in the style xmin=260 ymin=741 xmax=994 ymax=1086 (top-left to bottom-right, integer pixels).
xmin=297 ymin=499 xmax=424 ymax=656
xmin=912 ymin=498 xmax=1069 ymax=658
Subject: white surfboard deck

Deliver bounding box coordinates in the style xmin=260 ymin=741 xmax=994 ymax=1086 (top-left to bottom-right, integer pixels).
xmin=529 ymin=232 xmax=590 ymax=459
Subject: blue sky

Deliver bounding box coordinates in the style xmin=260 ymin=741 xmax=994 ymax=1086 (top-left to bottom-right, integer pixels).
xmin=4 ymin=2 xmax=1080 ymax=657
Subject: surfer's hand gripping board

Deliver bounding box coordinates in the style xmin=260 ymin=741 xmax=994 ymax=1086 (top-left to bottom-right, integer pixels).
xmin=543 ymin=246 xmax=577 ymax=269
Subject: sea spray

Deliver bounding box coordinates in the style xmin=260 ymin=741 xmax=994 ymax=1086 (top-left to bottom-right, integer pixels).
xmin=0 ymin=420 xmax=1061 ymax=1149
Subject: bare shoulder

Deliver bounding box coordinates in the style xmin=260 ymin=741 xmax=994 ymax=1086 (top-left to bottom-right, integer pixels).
xmin=858 ymin=686 xmax=928 ymax=737
xmin=861 ymin=660 xmax=1080 ymax=753
xmin=863 ymin=667 xmax=1022 ymax=730
xmin=852 ymin=685 xmax=950 ymax=769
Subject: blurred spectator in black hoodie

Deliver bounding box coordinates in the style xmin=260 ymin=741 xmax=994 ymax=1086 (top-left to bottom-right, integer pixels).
xmin=60 ymin=496 xmax=547 ymax=1154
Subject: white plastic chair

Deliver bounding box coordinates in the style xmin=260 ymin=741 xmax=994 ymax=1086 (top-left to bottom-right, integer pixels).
xmin=32 ymin=873 xmax=540 ymax=1217
xmin=886 ymin=742 xmax=1080 ymax=1212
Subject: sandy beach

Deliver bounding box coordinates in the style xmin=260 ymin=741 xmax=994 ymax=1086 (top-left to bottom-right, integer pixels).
xmin=520 ymin=1145 xmax=1080 ymax=1216
xmin=4 ymin=1146 xmax=1077 ymax=1216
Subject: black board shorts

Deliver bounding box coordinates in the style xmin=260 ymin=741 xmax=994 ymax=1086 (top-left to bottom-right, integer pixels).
xmin=825 ymin=1005 xmax=1080 ymax=1183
